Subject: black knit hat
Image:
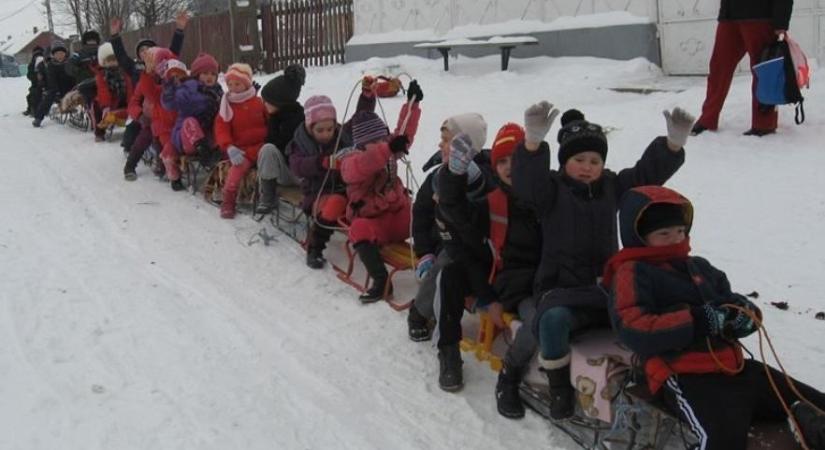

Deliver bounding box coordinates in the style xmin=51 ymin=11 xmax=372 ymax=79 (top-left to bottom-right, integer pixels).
xmin=637 ymin=203 xmax=687 ymax=238
xmin=82 ymin=30 xmax=101 ymax=45
xmin=50 ymin=40 xmax=68 ymax=54
xmin=135 ymin=38 xmax=157 ymax=59
xmin=32 ymin=45 xmax=44 ymax=55
xmin=556 ymin=109 xmax=607 ymax=166
xmin=261 ymin=64 xmax=306 ymax=107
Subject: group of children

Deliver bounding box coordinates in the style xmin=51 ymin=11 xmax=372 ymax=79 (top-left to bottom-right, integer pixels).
xmin=22 ymin=20 xmax=825 ymax=449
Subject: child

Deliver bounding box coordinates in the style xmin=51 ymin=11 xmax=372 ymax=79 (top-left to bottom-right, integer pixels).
xmin=160 ymin=53 xmax=223 ymax=183
xmin=32 ymin=41 xmax=75 ymax=128
xmin=606 ymin=185 xmax=825 ymax=450
xmin=256 ymin=65 xmax=306 ymax=214
xmin=338 ymin=80 xmax=424 ymax=302
xmin=24 ymin=46 xmax=45 ymax=116
xmin=511 ymin=102 xmax=693 ymax=420
xmin=93 ymin=42 xmax=133 ymax=142
xmin=287 ymin=95 xmax=350 ymax=269
xmin=214 ymin=63 xmax=268 ymax=219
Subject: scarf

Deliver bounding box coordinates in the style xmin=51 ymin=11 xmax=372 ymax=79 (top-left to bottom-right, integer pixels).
xmin=602 ymin=238 xmax=691 ymax=288
xmin=218 ymin=86 xmax=257 ymax=122
xmin=104 ymin=67 xmax=127 ymax=107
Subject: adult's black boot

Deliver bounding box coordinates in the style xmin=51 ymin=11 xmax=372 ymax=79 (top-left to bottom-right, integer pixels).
xmin=540 ymin=355 xmax=575 ymax=420
xmin=256 ymin=178 xmax=278 ymax=215
xmin=438 ymin=344 xmax=464 ymax=392
xmin=496 ymin=362 xmax=526 ymax=419
xmin=354 ymin=241 xmax=390 ymax=303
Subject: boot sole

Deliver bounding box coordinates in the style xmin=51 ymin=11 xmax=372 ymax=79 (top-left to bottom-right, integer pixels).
xmin=439 ymin=382 xmax=464 ymax=393
xmin=497 ymin=404 xmax=526 ymax=419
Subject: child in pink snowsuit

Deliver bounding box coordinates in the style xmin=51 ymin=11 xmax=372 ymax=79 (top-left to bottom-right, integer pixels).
xmin=214 ymin=63 xmax=268 ymax=219
xmin=339 ymin=80 xmax=424 ymax=303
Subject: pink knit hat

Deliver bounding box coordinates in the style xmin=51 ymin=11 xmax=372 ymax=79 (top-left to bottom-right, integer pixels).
xmin=190 ymin=53 xmax=219 ymax=77
xmin=304 ymin=95 xmax=337 ymax=128
xmin=225 ymin=63 xmax=253 ymax=89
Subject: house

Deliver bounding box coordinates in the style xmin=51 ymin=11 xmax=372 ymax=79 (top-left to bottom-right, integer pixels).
xmin=11 ymin=30 xmax=67 ymax=65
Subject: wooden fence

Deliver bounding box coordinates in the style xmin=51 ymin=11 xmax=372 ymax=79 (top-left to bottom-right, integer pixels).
xmin=261 ymin=0 xmax=353 ymax=73
xmin=120 ymin=7 xmax=260 ymax=72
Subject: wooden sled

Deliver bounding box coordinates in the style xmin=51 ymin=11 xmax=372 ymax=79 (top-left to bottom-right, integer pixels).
xmin=202 ymin=161 xmax=259 ymax=212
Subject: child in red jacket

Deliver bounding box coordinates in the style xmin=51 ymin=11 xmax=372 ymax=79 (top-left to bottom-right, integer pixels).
xmin=94 ymin=43 xmax=132 ymax=142
xmin=214 ymin=63 xmax=268 ymax=219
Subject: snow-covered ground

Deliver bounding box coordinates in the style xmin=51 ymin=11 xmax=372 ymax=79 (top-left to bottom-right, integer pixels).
xmin=1 ymin=54 xmax=824 ymax=450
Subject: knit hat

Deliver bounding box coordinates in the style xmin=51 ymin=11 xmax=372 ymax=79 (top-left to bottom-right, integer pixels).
xmin=144 ymin=47 xmax=175 ymax=73
xmin=636 ymin=203 xmax=687 ymax=238
xmin=50 ymin=40 xmax=68 ymax=55
xmin=261 ymin=64 xmax=306 ymax=106
xmin=81 ymin=30 xmax=101 ymax=45
xmin=135 ymin=38 xmax=156 ymax=60
xmin=190 ymin=53 xmax=219 ymax=77
xmin=443 ymin=113 xmax=487 ymax=152
xmin=33 ymin=46 xmax=44 ymax=55
xmin=491 ymin=122 xmax=525 ymax=166
xmin=556 ymin=109 xmax=607 ymax=166
xmin=162 ymin=60 xmax=188 ymax=80
xmin=97 ymin=42 xmax=116 ymax=67
xmin=351 ymin=110 xmax=389 ymax=147
xmin=304 ymin=95 xmax=337 ymax=128
xmin=225 ymin=63 xmax=254 ymax=89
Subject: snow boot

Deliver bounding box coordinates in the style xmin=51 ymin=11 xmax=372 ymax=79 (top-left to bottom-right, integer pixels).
xmin=305 ymin=224 xmax=332 ymax=269
xmin=32 ymin=118 xmax=42 ymax=128
xmin=407 ymin=305 xmax=432 ymax=342
xmin=540 ymin=355 xmax=575 ymax=420
xmin=221 ymin=192 xmax=237 ymax=219
xmin=354 ymin=241 xmax=390 ymax=303
xmin=438 ymin=344 xmax=464 ymax=392
xmin=690 ymin=123 xmax=709 ymax=136
xmin=496 ymin=362 xmax=526 ymax=419
xmin=255 ymin=178 xmax=279 ymax=215
xmin=124 ymin=170 xmax=137 ymax=181
xmin=170 ymin=179 xmax=185 ymax=191
xmin=306 ymin=247 xmax=325 ymax=269
xmin=790 ymin=401 xmax=825 ymax=449
xmin=743 ymin=128 xmax=776 ymax=137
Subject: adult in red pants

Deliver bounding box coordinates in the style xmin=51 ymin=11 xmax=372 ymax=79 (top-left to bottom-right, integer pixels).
xmin=692 ymin=0 xmax=793 ymax=137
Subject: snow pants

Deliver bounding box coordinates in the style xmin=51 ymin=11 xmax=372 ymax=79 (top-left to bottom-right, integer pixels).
xmin=162 ymin=117 xmax=203 ymax=181
xmin=503 ymin=294 xmax=539 ymax=369
xmin=435 ymin=262 xmax=475 ymax=348
xmin=412 ymin=250 xmax=451 ymax=320
xmin=347 ymin=208 xmax=411 ymax=246
xmin=124 ymin=115 xmax=154 ymax=173
xmin=257 ymin=143 xmax=297 ymax=186
xmin=662 ymin=360 xmax=825 ymax=450
xmin=306 ymin=194 xmax=348 ymax=253
xmin=223 ymin=157 xmax=255 ymax=198
xmin=697 ymin=20 xmax=778 ymax=132
xmin=26 ymin=84 xmax=42 ymax=115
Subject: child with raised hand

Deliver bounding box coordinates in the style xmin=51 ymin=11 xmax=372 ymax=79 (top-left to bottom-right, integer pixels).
xmin=606 ymin=185 xmax=825 ymax=450
xmin=160 ymin=53 xmax=223 ymax=183
xmin=93 ymin=42 xmax=133 ymax=142
xmin=338 ymin=80 xmax=424 ymax=303
xmin=511 ymin=101 xmax=694 ymax=420
xmin=214 ymin=63 xmax=268 ymax=219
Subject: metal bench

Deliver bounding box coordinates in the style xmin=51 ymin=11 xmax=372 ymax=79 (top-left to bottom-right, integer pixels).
xmin=414 ymin=36 xmax=538 ymax=71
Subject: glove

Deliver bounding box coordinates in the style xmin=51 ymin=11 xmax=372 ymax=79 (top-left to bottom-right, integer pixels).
xmin=361 ymin=75 xmax=376 ymax=95
xmin=227 ymin=145 xmax=245 ymax=166
xmin=722 ymin=300 xmax=760 ymax=339
xmin=389 ymin=134 xmax=410 ymax=155
xmin=448 ymin=133 xmax=478 ymax=175
xmin=663 ymin=107 xmax=695 ymax=149
xmin=407 ymin=80 xmax=423 ymax=103
xmin=415 ymin=254 xmax=435 ymax=281
xmin=524 ymin=101 xmax=560 ymax=144
xmin=692 ymin=304 xmax=727 ymax=337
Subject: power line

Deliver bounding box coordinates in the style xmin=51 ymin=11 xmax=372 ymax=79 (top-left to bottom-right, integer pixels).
xmin=0 ymin=0 xmax=39 ymax=23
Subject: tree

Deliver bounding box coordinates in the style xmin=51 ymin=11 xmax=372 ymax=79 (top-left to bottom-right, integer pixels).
xmin=54 ymin=0 xmax=130 ymax=37
xmin=131 ymin=0 xmax=189 ymax=29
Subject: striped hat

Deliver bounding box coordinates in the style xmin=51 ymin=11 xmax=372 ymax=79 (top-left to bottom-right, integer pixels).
xmin=225 ymin=63 xmax=254 ymax=89
xmin=351 ymin=111 xmax=389 ymax=148
xmin=491 ymin=122 xmax=525 ymax=166
xmin=304 ymin=95 xmax=337 ymax=128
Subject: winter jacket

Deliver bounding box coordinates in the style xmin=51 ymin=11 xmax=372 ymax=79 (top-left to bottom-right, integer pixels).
xmin=162 ymin=79 xmax=223 ymax=152
xmin=44 ymin=59 xmax=76 ymax=98
xmin=110 ymin=30 xmax=184 ymax=83
xmin=339 ymin=101 xmax=421 ymax=220
xmin=719 ymin=0 xmax=793 ymax=30
xmin=27 ymin=51 xmax=45 ymax=86
xmin=266 ymin=101 xmax=305 ymax=154
xmin=95 ymin=66 xmax=134 ymax=110
xmin=214 ymin=96 xmax=269 ymax=162
xmin=512 ymin=136 xmax=685 ymax=297
xmin=135 ymin=72 xmax=177 ymax=142
xmin=66 ymin=44 xmax=99 ymax=83
xmin=287 ymin=124 xmax=351 ymax=212
xmin=412 ymin=170 xmax=441 ymax=258
xmin=607 ymin=188 xmax=753 ymax=394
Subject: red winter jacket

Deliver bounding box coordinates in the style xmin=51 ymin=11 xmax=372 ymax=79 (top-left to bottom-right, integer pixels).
xmin=95 ymin=67 xmax=134 ymax=111
xmin=213 ymin=96 xmax=268 ymax=162
xmin=134 ymin=72 xmax=177 ymax=143
xmin=339 ymin=101 xmax=421 ymax=219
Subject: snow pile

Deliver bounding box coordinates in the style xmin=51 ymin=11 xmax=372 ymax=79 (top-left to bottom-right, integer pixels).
xmin=1 ymin=53 xmax=824 ymax=450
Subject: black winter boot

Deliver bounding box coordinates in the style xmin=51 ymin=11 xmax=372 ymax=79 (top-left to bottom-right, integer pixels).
xmin=438 ymin=344 xmax=464 ymax=392
xmin=540 ymin=356 xmax=575 ymax=420
xmin=407 ymin=304 xmax=432 ymax=342
xmin=791 ymin=401 xmax=825 ymax=449
xmin=306 ymin=224 xmax=332 ymax=269
xmin=496 ymin=362 xmax=526 ymax=419
xmin=306 ymin=246 xmax=325 ymax=269
xmin=256 ymin=179 xmax=279 ymax=214
xmin=354 ymin=241 xmax=390 ymax=303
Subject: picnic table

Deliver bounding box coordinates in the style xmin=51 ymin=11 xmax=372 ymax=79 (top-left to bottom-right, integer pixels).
xmin=414 ymin=36 xmax=539 ymax=71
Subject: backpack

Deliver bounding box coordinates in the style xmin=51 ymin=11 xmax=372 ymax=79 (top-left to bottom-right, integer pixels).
xmin=753 ymin=34 xmax=809 ymax=124
xmin=374 ymin=75 xmax=403 ymax=98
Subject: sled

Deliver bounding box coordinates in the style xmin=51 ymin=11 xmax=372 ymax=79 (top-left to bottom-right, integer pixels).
xmin=460 ymin=311 xmax=517 ymax=371
xmin=268 ymin=185 xmax=309 ymax=244
xmin=336 ymin=237 xmax=417 ymax=311
xmin=202 ymin=160 xmax=259 ymax=212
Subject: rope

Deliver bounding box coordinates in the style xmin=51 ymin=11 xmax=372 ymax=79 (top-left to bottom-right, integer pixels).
xmin=709 ymin=303 xmax=825 ymax=450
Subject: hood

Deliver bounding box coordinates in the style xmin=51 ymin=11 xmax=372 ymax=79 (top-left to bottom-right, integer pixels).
xmin=618 ymin=186 xmax=693 ymax=248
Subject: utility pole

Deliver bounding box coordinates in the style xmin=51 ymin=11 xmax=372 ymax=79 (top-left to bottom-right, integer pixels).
xmin=44 ymin=0 xmax=54 ymax=32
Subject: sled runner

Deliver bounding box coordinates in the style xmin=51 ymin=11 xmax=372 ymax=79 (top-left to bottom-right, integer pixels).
xmin=202 ymin=160 xmax=259 ymax=211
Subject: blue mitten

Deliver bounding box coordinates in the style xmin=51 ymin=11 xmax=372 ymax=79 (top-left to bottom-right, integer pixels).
xmin=227 ymin=145 xmax=245 ymax=166
xmin=415 ymin=254 xmax=435 ymax=281
xmin=448 ymin=133 xmax=477 ymax=175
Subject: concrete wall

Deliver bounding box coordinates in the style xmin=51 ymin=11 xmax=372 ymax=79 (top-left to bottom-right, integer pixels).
xmin=345 ymin=23 xmax=660 ymax=67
